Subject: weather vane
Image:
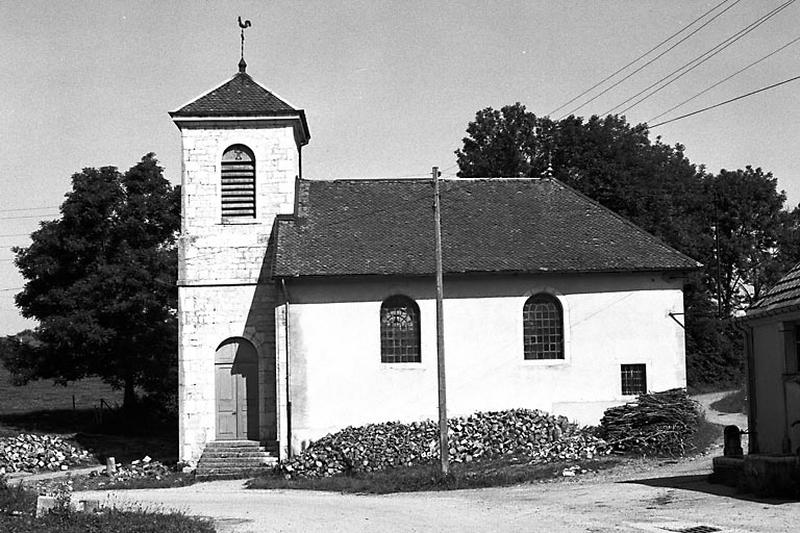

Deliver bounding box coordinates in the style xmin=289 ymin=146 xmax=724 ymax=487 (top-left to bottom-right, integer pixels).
xmin=238 ymin=16 xmax=252 ymax=61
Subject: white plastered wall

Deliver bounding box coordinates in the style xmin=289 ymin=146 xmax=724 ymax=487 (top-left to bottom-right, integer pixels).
xmin=280 ymin=272 xmax=687 ymax=453
xmin=748 ymin=312 xmax=800 ymax=455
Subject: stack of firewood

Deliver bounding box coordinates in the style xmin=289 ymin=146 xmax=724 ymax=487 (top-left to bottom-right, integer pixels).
xmin=598 ymin=388 xmax=700 ymax=456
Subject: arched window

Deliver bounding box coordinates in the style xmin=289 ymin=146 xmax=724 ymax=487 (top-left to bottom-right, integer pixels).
xmin=523 ymin=293 xmax=564 ymax=360
xmin=380 ymin=295 xmax=421 ymax=363
xmin=221 ymin=144 xmax=256 ymax=221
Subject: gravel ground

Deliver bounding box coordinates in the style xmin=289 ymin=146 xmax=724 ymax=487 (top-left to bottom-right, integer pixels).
xmin=74 ymin=458 xmax=797 ymax=533
xmin=72 ymin=394 xmax=796 ymax=533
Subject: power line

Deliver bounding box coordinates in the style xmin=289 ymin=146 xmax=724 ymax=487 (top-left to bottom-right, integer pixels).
xmin=0 ymin=287 xmax=22 ymax=293
xmin=649 ymin=34 xmax=800 ymax=123
xmin=548 ymin=0 xmax=734 ymax=117
xmin=0 ymin=233 xmax=32 ymax=239
xmin=606 ymin=0 xmax=796 ymax=116
xmin=0 ymin=205 xmax=59 ymax=213
xmin=558 ymin=0 xmax=742 ymax=119
xmin=0 ymin=213 xmax=59 ymax=221
xmin=649 ymin=73 xmax=800 ymax=128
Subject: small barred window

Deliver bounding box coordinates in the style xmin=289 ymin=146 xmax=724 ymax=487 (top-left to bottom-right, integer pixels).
xmin=621 ymin=364 xmax=647 ymax=395
xmin=523 ymin=293 xmax=564 ymax=360
xmin=221 ymin=145 xmax=255 ymax=221
xmin=380 ymin=295 xmax=421 ymax=363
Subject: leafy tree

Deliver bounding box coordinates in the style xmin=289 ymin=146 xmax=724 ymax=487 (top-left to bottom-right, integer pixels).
xmin=456 ymin=104 xmax=546 ymax=178
xmin=706 ymin=167 xmax=787 ymax=314
xmin=4 ymin=154 xmax=180 ymax=409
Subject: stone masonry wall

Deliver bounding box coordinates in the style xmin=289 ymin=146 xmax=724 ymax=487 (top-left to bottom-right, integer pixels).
xmin=178 ymin=123 xmax=298 ymax=285
xmin=176 ymin=121 xmax=299 ymax=464
xmin=178 ymin=284 xmax=278 ymax=464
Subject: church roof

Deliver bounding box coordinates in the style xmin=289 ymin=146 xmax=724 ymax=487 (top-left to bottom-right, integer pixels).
xmin=170 ymin=68 xmax=310 ymax=143
xmin=746 ymin=262 xmax=800 ymax=319
xmin=171 ymin=70 xmax=297 ymax=116
xmin=272 ymin=178 xmax=701 ymax=278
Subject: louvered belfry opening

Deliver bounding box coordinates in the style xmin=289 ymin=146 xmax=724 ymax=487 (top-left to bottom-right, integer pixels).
xmin=221 ymin=145 xmax=256 ymax=221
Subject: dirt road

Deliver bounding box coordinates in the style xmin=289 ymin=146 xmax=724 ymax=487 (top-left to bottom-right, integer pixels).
xmin=78 ymin=460 xmax=797 ymax=533
xmin=76 ymin=394 xmax=796 ymax=532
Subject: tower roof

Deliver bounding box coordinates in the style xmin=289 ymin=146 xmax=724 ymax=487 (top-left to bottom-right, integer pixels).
xmin=170 ymin=68 xmax=310 ymax=143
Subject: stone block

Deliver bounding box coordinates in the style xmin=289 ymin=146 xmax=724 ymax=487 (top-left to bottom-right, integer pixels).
xmin=35 ymin=496 xmax=57 ymax=517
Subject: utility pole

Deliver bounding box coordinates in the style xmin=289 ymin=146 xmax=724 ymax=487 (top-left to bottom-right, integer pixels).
xmin=713 ymin=188 xmax=723 ymax=318
xmin=432 ymin=166 xmax=449 ymax=476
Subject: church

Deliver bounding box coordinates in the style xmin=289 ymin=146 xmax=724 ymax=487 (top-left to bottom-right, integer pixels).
xmin=170 ymin=58 xmax=698 ymax=466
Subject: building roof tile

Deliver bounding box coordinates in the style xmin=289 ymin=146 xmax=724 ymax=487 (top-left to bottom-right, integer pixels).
xmin=746 ymin=262 xmax=800 ymax=318
xmin=272 ymin=178 xmax=700 ymax=278
xmin=171 ymin=72 xmax=298 ymax=117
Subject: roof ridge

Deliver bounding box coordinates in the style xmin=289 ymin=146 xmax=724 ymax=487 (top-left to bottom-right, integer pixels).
xmin=297 ymin=176 xmax=553 ymax=184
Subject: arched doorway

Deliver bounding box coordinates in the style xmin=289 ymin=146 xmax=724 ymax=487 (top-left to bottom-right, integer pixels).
xmin=215 ymin=338 xmax=259 ymax=440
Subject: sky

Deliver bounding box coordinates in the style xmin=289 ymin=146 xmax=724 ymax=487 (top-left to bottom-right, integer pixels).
xmin=1 ymin=0 xmax=799 ymax=334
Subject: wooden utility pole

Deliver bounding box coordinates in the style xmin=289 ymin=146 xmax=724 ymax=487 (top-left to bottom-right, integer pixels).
xmin=432 ymin=166 xmax=449 ymax=476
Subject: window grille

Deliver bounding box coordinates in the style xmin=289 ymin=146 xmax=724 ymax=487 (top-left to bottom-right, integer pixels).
xmin=523 ymin=294 xmax=564 ymax=359
xmin=221 ymin=145 xmax=255 ymax=220
xmin=621 ymin=364 xmax=647 ymax=395
xmin=380 ymin=295 xmax=421 ymax=363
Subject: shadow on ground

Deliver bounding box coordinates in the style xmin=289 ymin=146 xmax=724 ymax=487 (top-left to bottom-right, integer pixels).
xmin=0 ymin=409 xmax=99 ymax=434
xmin=73 ymin=432 xmax=177 ymax=464
xmin=622 ymin=474 xmax=799 ymax=505
xmin=0 ymin=408 xmax=178 ymax=465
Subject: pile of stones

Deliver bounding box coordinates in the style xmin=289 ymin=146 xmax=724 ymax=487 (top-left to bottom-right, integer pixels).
xmin=281 ymin=409 xmax=608 ymax=478
xmin=87 ymin=455 xmax=172 ymax=482
xmin=0 ymin=434 xmax=92 ymax=474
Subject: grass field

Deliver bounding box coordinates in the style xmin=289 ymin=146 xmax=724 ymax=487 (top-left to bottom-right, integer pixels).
xmin=1 ymin=365 xmax=177 ymax=464
xmin=0 ymin=366 xmax=123 ymax=415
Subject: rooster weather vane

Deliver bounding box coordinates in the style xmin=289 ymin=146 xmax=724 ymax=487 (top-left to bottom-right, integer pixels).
xmin=238 ymin=16 xmax=251 ymax=62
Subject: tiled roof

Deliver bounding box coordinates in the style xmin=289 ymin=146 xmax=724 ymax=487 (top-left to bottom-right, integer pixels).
xmin=272 ymin=178 xmax=701 ymax=278
xmin=746 ymin=262 xmax=800 ymax=318
xmin=171 ymin=72 xmax=298 ymax=117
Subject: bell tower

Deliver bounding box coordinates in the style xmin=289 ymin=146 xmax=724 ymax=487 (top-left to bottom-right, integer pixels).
xmin=170 ymin=57 xmax=309 ymax=464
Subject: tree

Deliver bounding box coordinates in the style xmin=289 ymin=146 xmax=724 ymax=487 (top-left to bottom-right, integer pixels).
xmin=707 ymin=167 xmax=787 ymax=315
xmin=4 ymin=154 xmax=180 ymax=409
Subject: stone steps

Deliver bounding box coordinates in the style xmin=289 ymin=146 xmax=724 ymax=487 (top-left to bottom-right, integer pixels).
xmin=196 ymin=440 xmax=277 ymax=480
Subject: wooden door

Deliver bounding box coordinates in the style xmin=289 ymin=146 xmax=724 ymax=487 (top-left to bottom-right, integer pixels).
xmin=215 ymin=339 xmax=259 ymax=440
xmin=216 ymin=364 xmax=238 ymax=439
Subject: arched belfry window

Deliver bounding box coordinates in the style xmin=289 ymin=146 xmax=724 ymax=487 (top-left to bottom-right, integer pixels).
xmin=523 ymin=293 xmax=564 ymax=360
xmin=380 ymin=295 xmax=421 ymax=363
xmin=221 ymin=145 xmax=256 ymax=221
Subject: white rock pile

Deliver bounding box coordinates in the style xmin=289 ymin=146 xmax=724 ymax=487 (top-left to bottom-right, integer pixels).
xmin=281 ymin=409 xmax=608 ymax=478
xmin=87 ymin=455 xmax=172 ymax=482
xmin=0 ymin=433 xmax=92 ymax=474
